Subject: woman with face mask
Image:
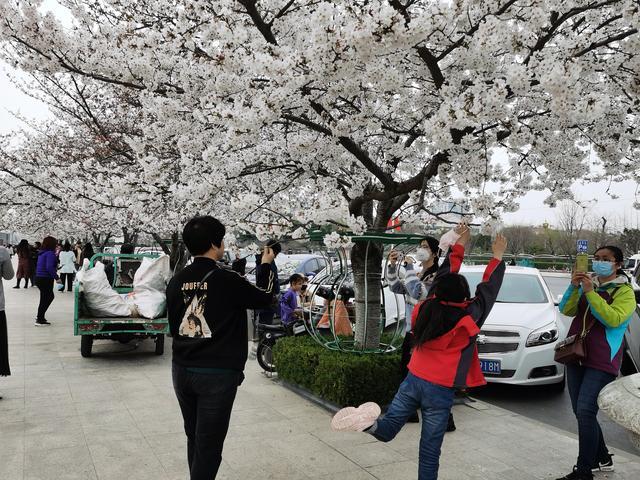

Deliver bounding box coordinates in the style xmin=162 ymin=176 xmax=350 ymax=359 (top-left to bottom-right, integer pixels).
xmin=556 ymin=246 xmax=636 ymax=480
xmin=385 ymin=228 xmax=461 ymax=427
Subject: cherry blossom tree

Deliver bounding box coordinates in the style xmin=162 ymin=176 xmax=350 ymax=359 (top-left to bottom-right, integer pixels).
xmin=1 ymin=0 xmax=639 ymax=347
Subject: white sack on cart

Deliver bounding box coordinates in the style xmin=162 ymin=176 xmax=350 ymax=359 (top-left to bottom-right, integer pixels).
xmin=77 ymin=260 xmax=132 ymax=317
xmin=129 ymin=255 xmax=171 ymax=319
xmin=134 ymin=256 xmax=172 ymax=292
xmin=123 ymin=289 xmax=166 ymax=319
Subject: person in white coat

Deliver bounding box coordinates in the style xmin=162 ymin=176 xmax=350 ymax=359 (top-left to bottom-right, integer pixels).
xmin=1 ymin=243 xmax=16 ymax=399
xmin=58 ymin=242 xmax=77 ymax=292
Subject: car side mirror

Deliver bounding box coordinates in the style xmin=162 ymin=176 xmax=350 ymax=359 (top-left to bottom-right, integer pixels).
xmin=555 ymin=294 xmax=562 ymax=306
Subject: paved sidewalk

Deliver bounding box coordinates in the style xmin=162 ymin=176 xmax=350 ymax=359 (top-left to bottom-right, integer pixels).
xmin=1 ymin=277 xmax=640 ymax=479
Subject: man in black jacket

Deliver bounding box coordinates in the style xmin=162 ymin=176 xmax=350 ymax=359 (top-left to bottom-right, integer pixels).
xmin=166 ymin=216 xmax=276 ymax=480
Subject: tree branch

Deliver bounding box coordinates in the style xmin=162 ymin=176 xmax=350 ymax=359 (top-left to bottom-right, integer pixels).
xmin=238 ymin=0 xmax=278 ymax=45
xmin=574 ymin=28 xmax=638 ymax=57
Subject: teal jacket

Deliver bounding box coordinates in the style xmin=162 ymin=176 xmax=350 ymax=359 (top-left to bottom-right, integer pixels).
xmin=559 ymin=276 xmax=635 ymax=375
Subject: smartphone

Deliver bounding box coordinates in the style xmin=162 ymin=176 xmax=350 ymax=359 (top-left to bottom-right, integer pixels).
xmin=576 ymin=254 xmax=589 ymax=273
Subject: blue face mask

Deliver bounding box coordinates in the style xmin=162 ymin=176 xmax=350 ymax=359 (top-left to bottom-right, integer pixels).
xmin=592 ymin=260 xmax=615 ymax=277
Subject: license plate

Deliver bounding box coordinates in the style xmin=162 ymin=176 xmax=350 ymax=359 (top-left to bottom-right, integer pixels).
xmin=480 ymin=359 xmax=501 ymax=374
xmin=293 ymin=324 xmax=306 ymax=335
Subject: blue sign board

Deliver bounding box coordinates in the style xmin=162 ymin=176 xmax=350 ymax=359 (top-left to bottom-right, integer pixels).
xmin=577 ymin=240 xmax=588 ymax=253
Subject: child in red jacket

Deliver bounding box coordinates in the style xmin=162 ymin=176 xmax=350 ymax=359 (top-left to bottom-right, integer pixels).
xmin=331 ymin=228 xmax=507 ymax=480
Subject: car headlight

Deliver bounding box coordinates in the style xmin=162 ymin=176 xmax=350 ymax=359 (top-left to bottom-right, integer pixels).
xmin=526 ymin=321 xmax=559 ymax=347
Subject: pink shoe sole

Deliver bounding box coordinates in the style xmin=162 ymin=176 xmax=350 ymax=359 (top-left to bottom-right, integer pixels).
xmin=331 ymin=402 xmax=381 ymax=432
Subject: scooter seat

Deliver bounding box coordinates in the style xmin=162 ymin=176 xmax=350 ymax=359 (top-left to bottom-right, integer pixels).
xmin=257 ymin=323 xmax=286 ymax=332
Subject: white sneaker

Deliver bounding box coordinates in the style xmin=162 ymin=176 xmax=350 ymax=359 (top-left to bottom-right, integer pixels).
xmin=331 ymin=402 xmax=381 ymax=432
xmin=592 ymin=454 xmax=614 ymax=472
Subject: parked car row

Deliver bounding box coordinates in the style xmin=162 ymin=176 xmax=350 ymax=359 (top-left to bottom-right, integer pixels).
xmin=246 ymin=254 xmax=328 ymax=285
xmin=302 ymin=262 xmax=640 ymax=391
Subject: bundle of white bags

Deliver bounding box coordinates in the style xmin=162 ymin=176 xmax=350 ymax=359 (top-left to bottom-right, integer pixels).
xmin=76 ymin=256 xmax=171 ymax=319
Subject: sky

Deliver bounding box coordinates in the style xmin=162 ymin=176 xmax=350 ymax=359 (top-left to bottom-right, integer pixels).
xmin=1 ymin=1 xmax=638 ymax=231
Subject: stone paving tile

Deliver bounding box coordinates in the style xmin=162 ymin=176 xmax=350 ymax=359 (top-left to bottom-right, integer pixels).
xmin=0 ymin=453 xmax=25 ymax=480
xmin=24 ymin=446 xmax=97 ymax=480
xmin=366 ymin=460 xmax=422 ymax=480
xmin=339 ymin=441 xmax=410 ymax=468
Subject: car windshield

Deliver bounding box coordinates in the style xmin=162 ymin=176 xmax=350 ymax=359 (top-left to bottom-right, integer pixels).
xmin=541 ymin=275 xmax=571 ymax=299
xmin=277 ymin=256 xmax=306 ymax=276
xmin=311 ymin=264 xmax=353 ymax=285
xmin=462 ymin=272 xmax=548 ymax=304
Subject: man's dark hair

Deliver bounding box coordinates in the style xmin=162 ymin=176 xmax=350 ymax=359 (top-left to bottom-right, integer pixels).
xmin=289 ymin=273 xmax=304 ymax=285
xmin=183 ymin=216 xmax=226 ymax=255
xmin=63 ymin=241 xmax=72 ymax=252
xmin=266 ymin=239 xmax=282 ymax=256
xmin=120 ymin=243 xmax=135 ymax=254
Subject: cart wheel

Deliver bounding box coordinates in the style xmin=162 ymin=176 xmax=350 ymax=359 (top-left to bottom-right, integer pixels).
xmin=81 ymin=335 xmax=93 ymax=358
xmin=155 ymin=334 xmax=165 ymax=355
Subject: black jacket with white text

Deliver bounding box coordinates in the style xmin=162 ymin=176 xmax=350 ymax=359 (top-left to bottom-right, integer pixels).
xmin=166 ymin=257 xmax=275 ymax=371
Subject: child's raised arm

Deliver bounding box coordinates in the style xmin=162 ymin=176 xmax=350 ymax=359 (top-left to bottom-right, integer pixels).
xmin=428 ymin=223 xmax=470 ymax=295
xmin=466 ymin=234 xmax=507 ymax=327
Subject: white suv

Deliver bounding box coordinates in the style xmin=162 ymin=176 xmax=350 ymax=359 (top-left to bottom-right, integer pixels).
xmin=460 ymin=266 xmax=571 ymax=390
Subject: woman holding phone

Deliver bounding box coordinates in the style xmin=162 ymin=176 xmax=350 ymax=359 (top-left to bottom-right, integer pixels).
xmin=385 ymin=231 xmax=456 ymax=429
xmin=556 ymin=246 xmax=636 ymax=480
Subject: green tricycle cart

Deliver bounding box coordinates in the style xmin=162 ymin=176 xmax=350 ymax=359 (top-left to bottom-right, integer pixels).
xmin=74 ymin=253 xmax=169 ymax=358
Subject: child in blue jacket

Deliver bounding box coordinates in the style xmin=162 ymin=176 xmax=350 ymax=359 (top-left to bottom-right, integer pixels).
xmin=280 ymin=274 xmax=304 ymax=326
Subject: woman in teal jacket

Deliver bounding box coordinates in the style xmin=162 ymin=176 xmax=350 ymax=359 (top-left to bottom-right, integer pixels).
xmin=556 ymin=246 xmax=636 ymax=480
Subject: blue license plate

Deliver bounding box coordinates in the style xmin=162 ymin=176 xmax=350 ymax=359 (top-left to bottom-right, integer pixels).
xmin=480 ymin=359 xmax=501 ymax=374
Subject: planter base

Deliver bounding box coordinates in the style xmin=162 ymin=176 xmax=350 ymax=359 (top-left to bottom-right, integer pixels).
xmin=598 ymin=374 xmax=640 ymax=452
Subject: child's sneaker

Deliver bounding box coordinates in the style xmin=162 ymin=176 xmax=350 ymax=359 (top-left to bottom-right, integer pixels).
xmin=331 ymin=402 xmax=381 ymax=432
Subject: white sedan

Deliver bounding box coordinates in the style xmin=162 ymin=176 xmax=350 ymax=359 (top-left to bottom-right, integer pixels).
xmin=461 ymin=266 xmax=571 ymax=390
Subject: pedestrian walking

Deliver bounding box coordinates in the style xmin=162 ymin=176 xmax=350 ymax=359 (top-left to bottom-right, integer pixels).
xmin=13 ymin=239 xmax=32 ymax=289
xmin=34 ymin=236 xmax=59 ymax=326
xmin=74 ymin=241 xmax=83 ymax=269
xmin=29 ymin=241 xmax=40 ymax=287
xmin=58 ymin=241 xmax=76 ymax=292
xmin=254 ymin=239 xmax=281 ymax=325
xmin=166 ymin=216 xmax=277 ymax=479
xmin=331 ymin=228 xmax=507 ymax=480
xmin=0 ymin=242 xmax=15 ymax=399
xmin=556 ymin=245 xmax=636 ymax=480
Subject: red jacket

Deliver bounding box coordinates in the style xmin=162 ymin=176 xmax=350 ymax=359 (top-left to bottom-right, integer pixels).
xmin=408 ymin=245 xmax=505 ymax=389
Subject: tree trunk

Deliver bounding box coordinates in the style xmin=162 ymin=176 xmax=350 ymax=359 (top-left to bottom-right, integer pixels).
xmin=351 ymin=241 xmax=384 ymax=350
xmin=153 ymin=231 xmax=187 ymax=271
xmin=91 ymin=232 xmax=111 ymax=251
xmin=122 ymin=227 xmax=138 ymax=246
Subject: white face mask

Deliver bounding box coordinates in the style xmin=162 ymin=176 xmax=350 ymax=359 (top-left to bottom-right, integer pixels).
xmin=414 ymin=248 xmax=432 ymax=262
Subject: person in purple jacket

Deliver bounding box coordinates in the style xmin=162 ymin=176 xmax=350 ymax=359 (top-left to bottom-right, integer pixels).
xmin=34 ymin=236 xmax=59 ymax=326
xmin=279 ymin=274 xmax=304 ymax=326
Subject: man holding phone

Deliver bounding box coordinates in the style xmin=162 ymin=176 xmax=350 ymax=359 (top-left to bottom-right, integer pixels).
xmin=166 ymin=216 xmax=277 ymax=480
xmin=254 ymin=239 xmax=282 ymax=325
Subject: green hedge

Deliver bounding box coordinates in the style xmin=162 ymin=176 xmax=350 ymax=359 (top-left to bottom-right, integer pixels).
xmin=273 ymin=336 xmax=403 ymax=407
